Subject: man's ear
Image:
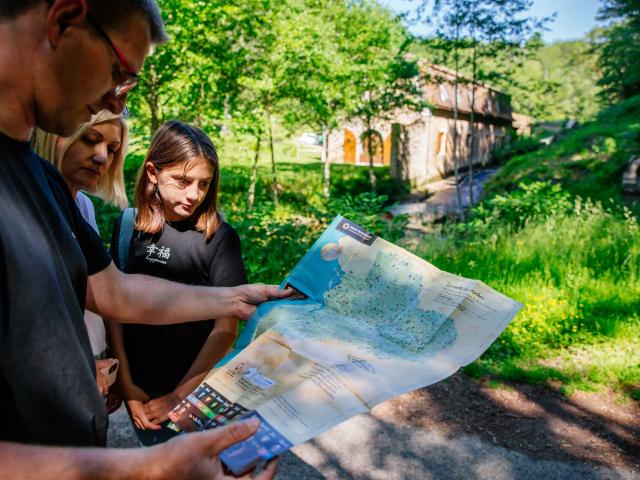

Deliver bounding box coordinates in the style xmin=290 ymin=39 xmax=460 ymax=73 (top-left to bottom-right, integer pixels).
xmin=145 ymin=162 xmax=158 ymax=185
xmin=46 ymin=0 xmax=89 ymax=47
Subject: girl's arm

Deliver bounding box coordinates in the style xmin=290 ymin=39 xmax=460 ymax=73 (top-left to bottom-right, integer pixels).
xmin=176 ymin=316 xmax=238 ymax=396
xmin=176 ymin=225 xmax=245 ymax=395
xmin=143 ymin=317 xmax=238 ymax=425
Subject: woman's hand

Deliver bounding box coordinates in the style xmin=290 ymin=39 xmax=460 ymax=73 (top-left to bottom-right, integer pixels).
xmin=94 ymin=359 xmax=117 ymax=396
xmin=143 ymin=391 xmax=181 ymax=425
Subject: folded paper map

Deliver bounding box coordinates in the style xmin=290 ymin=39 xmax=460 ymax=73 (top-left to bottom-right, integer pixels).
xmin=167 ymin=216 xmax=522 ymax=475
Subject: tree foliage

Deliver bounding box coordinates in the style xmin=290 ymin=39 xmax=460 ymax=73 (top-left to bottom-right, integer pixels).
xmin=124 ymin=0 xmax=416 ymax=201
xmin=411 ymin=34 xmax=601 ymax=122
xmin=508 ymin=39 xmax=601 ymax=121
xmin=594 ymin=0 xmax=640 ymax=103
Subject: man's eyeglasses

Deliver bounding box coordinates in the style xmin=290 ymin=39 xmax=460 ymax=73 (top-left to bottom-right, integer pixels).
xmin=86 ymin=13 xmax=139 ymax=98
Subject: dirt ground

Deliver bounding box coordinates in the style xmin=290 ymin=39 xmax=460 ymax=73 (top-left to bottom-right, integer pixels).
xmin=374 ymin=372 xmax=640 ymax=471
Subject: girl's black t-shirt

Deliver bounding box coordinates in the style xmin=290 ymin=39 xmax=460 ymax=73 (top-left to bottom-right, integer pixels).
xmin=110 ymin=216 xmax=247 ymax=395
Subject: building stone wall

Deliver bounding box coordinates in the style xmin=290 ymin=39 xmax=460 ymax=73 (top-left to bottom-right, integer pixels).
xmin=328 ymin=63 xmax=513 ymax=189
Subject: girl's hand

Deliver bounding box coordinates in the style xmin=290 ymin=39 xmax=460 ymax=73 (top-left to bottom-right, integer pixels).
xmin=121 ymin=383 xmax=159 ymax=431
xmin=143 ymin=391 xmax=181 ymax=425
xmin=127 ymin=399 xmax=161 ymax=431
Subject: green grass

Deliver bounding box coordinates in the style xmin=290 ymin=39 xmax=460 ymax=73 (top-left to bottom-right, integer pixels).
xmin=409 ymin=183 xmax=640 ymax=398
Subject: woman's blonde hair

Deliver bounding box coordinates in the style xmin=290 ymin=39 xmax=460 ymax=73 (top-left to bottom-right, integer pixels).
xmin=32 ymin=110 xmax=129 ymax=209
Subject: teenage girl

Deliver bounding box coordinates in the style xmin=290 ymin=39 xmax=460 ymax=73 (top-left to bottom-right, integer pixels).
xmin=108 ymin=120 xmax=246 ymax=445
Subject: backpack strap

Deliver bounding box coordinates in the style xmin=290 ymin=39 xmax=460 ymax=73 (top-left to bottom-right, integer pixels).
xmin=118 ymin=208 xmax=137 ymax=273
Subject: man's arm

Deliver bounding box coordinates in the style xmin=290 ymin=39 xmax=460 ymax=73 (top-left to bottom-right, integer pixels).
xmin=86 ymin=262 xmax=290 ymax=323
xmin=0 ymin=418 xmax=278 ymax=480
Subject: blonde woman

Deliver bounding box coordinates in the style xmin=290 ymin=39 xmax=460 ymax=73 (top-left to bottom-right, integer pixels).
xmin=33 ymin=110 xmax=129 ymax=396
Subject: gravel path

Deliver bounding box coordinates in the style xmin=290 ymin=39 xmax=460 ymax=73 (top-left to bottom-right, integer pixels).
xmin=107 ymin=404 xmax=639 ymax=479
xmin=389 ymin=169 xmax=497 ymax=223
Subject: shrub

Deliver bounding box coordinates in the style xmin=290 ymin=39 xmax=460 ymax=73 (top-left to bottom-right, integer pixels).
xmin=493 ymin=135 xmax=543 ymax=165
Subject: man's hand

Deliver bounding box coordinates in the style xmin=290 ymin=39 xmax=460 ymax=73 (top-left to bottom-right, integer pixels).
xmin=146 ymin=418 xmax=279 ymax=480
xmin=231 ymin=284 xmax=293 ymax=320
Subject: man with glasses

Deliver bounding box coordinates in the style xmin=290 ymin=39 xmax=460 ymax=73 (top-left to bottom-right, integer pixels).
xmin=0 ymin=1 xmax=281 ymax=478
xmin=85 ymin=11 xmax=140 ymax=98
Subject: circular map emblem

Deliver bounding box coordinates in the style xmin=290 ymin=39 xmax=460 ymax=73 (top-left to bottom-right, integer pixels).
xmin=320 ymin=242 xmax=341 ymax=261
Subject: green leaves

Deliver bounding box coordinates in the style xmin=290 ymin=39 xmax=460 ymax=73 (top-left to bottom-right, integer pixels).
xmin=593 ymin=19 xmax=640 ymax=103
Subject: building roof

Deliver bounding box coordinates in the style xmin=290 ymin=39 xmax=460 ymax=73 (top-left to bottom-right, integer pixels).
xmin=418 ymin=61 xmax=513 ymax=121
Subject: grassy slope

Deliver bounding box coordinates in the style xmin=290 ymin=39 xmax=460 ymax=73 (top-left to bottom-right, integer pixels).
xmin=489 ymin=95 xmax=640 ymax=203
xmin=413 ymin=96 xmax=640 ymax=399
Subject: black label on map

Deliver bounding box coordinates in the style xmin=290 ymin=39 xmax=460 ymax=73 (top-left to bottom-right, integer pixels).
xmin=168 ymin=382 xmax=249 ymax=433
xmin=336 ymin=218 xmax=376 ymax=246
xmin=283 ymin=282 xmax=309 ymax=300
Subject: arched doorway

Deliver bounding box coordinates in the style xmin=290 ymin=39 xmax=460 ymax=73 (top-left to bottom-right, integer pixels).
xmin=343 ymin=129 xmax=356 ymax=164
xmin=383 ymin=135 xmax=391 ymax=166
xmin=359 ymin=130 xmax=384 ymax=165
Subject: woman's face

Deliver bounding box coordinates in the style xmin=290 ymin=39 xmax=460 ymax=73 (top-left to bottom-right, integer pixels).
xmin=147 ymin=155 xmax=214 ymax=222
xmin=57 ymin=120 xmax=122 ymax=195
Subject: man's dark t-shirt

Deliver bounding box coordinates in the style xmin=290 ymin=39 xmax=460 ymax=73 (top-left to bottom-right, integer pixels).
xmin=111 ymin=216 xmax=247 ymax=395
xmin=0 ymin=133 xmax=112 ymax=446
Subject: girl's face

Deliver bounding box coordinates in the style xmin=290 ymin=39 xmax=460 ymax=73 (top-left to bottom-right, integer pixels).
xmin=57 ymin=120 xmax=122 ymax=195
xmin=146 ymin=155 xmax=214 ymax=222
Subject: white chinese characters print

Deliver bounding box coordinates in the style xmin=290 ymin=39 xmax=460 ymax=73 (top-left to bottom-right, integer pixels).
xmin=145 ymin=243 xmax=171 ymax=264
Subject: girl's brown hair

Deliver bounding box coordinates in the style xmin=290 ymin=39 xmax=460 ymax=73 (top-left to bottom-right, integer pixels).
xmin=134 ymin=120 xmax=220 ymax=240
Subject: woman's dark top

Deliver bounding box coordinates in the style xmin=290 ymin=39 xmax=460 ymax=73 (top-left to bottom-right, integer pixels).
xmin=110 ymin=216 xmax=247 ymax=395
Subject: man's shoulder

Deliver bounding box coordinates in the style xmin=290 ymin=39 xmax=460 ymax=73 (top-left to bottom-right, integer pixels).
xmin=35 ymin=153 xmax=68 ymax=187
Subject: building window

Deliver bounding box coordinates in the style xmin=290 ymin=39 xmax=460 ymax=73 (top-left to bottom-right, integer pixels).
xmin=486 ymin=97 xmax=493 ymax=114
xmin=467 ymin=90 xmax=474 ymax=108
xmin=439 ymin=84 xmax=450 ymax=103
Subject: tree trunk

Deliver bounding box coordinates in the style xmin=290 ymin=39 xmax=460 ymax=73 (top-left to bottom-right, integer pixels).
xmin=468 ymin=41 xmax=478 ymax=207
xmin=322 ymin=127 xmax=331 ymax=198
xmin=148 ymin=69 xmax=160 ymax=134
xmin=451 ymin=21 xmax=465 ymax=220
xmin=247 ymin=135 xmax=261 ymax=211
xmin=366 ymin=119 xmax=377 ymax=193
xmin=267 ymin=115 xmax=279 ymax=207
